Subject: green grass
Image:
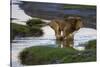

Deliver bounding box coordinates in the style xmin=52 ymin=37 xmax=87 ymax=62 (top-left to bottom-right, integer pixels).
xmin=63 ymin=4 xmax=96 ymax=10
xmin=19 ymin=45 xmax=96 ymax=65
xmin=11 ymin=22 xmax=44 ymax=40
xmin=11 ymin=23 xmax=30 ymax=39
xmin=28 ymin=26 xmax=43 ymax=37
xmin=11 ymin=18 xmax=47 ymax=40
xmin=85 ymin=40 xmax=96 ymax=49
xmin=26 ymin=19 xmax=46 ymax=28
xmin=62 ymin=49 xmax=96 ymax=63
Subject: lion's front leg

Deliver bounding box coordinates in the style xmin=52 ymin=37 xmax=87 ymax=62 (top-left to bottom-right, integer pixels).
xmin=63 ymin=31 xmax=74 ymax=47
xmin=67 ymin=34 xmax=74 ymax=47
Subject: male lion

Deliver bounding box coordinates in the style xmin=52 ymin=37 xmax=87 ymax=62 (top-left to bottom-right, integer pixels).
xmin=49 ymin=16 xmax=83 ymax=47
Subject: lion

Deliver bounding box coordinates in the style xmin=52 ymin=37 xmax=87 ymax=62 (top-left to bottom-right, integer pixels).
xmin=49 ymin=16 xmax=83 ymax=47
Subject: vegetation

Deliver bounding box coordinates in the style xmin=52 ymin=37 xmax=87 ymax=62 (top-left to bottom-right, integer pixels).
xmin=11 ymin=23 xmax=30 ymax=39
xmin=85 ymin=40 xmax=96 ymax=49
xmin=19 ymin=40 xmax=96 ymax=65
xmin=62 ymin=49 xmax=96 ymax=63
xmin=63 ymin=4 xmax=96 ymax=10
xmin=11 ymin=19 xmax=45 ymax=40
xmin=26 ymin=19 xmax=45 ymax=37
xmin=28 ymin=27 xmax=43 ymax=37
xmin=26 ymin=19 xmax=45 ymax=28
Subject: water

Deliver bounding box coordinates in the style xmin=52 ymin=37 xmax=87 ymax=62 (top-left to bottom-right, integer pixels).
xmin=11 ymin=26 xmax=96 ymax=67
xmin=11 ymin=0 xmax=32 ymax=25
xmin=11 ymin=0 xmax=96 ymax=67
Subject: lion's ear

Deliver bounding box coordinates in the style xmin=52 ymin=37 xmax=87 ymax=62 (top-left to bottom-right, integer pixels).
xmin=75 ymin=18 xmax=83 ymax=30
xmin=49 ymin=20 xmax=59 ymax=30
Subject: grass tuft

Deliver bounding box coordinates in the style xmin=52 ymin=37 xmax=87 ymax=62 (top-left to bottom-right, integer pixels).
xmin=19 ymin=44 xmax=96 ymax=65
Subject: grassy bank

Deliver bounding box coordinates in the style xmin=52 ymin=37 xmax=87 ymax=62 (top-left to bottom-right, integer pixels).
xmin=11 ymin=19 xmax=45 ymax=40
xmin=63 ymin=4 xmax=96 ymax=10
xmin=26 ymin=19 xmax=45 ymax=27
xmin=85 ymin=40 xmax=96 ymax=49
xmin=11 ymin=23 xmax=29 ymax=39
xmin=19 ymin=40 xmax=96 ymax=65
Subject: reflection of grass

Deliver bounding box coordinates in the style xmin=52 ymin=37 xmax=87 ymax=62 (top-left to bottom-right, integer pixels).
xmin=63 ymin=4 xmax=96 ymax=10
xmin=19 ymin=45 xmax=96 ymax=65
